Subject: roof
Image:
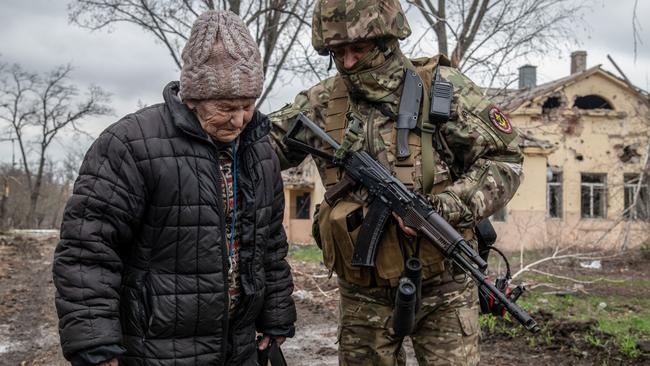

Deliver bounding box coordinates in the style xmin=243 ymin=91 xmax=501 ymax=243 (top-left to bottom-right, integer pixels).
xmin=485 ymin=65 xmax=650 ymax=111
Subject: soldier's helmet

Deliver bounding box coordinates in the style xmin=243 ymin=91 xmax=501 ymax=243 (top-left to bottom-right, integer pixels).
xmin=312 ymin=0 xmax=412 ymax=55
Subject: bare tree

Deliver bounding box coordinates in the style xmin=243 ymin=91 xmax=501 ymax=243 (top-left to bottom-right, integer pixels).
xmin=68 ymin=0 xmax=316 ymax=107
xmin=405 ymin=0 xmax=585 ymax=89
xmin=0 ymin=63 xmax=112 ymax=228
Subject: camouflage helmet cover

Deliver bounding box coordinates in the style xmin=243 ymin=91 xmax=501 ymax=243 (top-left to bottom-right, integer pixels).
xmin=312 ymin=0 xmax=412 ymax=55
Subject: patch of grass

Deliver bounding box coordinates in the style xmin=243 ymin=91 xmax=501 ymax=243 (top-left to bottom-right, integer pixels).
xmin=479 ymin=314 xmax=497 ymax=333
xmin=584 ymin=333 xmax=607 ymax=348
xmin=597 ymin=315 xmax=650 ymax=358
xmin=516 ymin=288 xmax=650 ymax=359
xmin=288 ymin=244 xmax=322 ymax=263
xmin=598 ymin=315 xmax=650 ymax=336
xmin=618 ymin=335 xmax=641 ymax=358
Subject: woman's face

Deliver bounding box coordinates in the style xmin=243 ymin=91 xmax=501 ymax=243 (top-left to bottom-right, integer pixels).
xmin=186 ymin=98 xmax=256 ymax=142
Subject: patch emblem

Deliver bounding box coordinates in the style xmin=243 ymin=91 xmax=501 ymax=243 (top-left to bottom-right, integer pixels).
xmin=488 ymin=106 xmax=512 ymax=134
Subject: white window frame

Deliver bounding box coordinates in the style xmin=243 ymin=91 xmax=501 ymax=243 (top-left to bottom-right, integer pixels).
xmin=580 ymin=173 xmax=607 ymax=219
xmin=623 ymin=173 xmax=649 ymax=221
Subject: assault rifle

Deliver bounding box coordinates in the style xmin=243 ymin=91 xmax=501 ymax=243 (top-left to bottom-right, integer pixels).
xmin=284 ymin=113 xmax=540 ymax=334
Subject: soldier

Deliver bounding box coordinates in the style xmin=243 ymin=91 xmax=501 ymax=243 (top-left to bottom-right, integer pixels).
xmin=269 ymin=0 xmax=523 ymax=365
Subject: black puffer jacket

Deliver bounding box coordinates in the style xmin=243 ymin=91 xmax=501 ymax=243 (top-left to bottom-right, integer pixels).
xmin=53 ymin=81 xmax=296 ymax=366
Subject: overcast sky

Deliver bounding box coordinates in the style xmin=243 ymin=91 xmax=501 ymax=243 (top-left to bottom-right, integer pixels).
xmin=0 ymin=0 xmax=648 ymax=166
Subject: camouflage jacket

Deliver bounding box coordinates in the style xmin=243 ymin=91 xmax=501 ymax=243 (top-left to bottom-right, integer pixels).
xmin=269 ymin=56 xmax=524 ymax=231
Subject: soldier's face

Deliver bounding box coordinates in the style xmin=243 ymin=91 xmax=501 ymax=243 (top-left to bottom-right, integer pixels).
xmin=186 ymin=98 xmax=256 ymax=142
xmin=330 ymin=41 xmax=376 ymax=70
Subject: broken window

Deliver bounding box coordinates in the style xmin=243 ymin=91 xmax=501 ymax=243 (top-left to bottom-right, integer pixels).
xmin=581 ymin=173 xmax=607 ymax=218
xmin=573 ymin=95 xmax=613 ymax=110
xmin=619 ymin=144 xmax=641 ymax=164
xmin=623 ymin=174 xmax=649 ymax=220
xmin=547 ymin=170 xmax=563 ymax=218
xmin=491 ymin=207 xmax=507 ymax=222
xmin=542 ymin=96 xmax=561 ymax=109
xmin=293 ymin=191 xmax=311 ymax=219
xmin=542 ymin=96 xmax=561 ymax=115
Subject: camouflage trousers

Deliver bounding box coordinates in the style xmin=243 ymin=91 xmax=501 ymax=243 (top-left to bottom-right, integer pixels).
xmin=337 ymin=275 xmax=479 ymax=366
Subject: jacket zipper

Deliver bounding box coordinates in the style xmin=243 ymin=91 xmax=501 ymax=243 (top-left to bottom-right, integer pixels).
xmin=229 ymin=144 xmax=259 ymax=362
xmin=213 ymin=145 xmax=230 ymax=366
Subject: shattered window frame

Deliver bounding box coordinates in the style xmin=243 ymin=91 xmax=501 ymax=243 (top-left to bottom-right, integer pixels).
xmin=580 ymin=173 xmax=607 ymax=219
xmin=293 ymin=191 xmax=311 ymax=219
xmin=547 ymin=170 xmax=563 ymax=218
xmin=623 ymin=173 xmax=649 ymax=221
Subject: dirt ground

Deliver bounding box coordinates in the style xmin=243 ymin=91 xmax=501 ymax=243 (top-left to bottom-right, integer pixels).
xmin=1 ymin=233 xmax=649 ymax=366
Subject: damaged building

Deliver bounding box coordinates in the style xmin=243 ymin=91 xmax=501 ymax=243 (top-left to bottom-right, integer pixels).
xmin=490 ymin=51 xmax=649 ymax=250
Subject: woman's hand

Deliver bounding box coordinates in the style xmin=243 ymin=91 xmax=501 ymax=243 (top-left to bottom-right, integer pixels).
xmin=257 ymin=335 xmax=286 ymax=350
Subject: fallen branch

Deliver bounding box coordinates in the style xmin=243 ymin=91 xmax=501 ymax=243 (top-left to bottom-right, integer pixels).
xmin=292 ymin=269 xmax=336 ymax=298
xmin=527 ymin=269 xmax=627 ymax=285
xmin=512 ymin=250 xmax=607 ymax=280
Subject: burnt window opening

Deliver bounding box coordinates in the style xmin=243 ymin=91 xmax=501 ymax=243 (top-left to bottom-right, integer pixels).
xmin=292 ymin=191 xmax=311 ymax=219
xmin=620 ymin=144 xmax=641 ymax=164
xmin=542 ymin=96 xmax=561 ymax=111
xmin=573 ymin=95 xmax=613 ymax=110
xmin=547 ymin=170 xmax=563 ymax=218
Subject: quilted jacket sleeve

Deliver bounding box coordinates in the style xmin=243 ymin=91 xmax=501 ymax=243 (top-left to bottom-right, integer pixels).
xmin=53 ymin=124 xmax=146 ymax=360
xmin=256 ymin=149 xmax=297 ymax=337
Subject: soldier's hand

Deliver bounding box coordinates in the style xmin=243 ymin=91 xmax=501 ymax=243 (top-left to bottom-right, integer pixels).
xmin=96 ymin=358 xmax=118 ymax=366
xmin=393 ymin=213 xmax=417 ymax=237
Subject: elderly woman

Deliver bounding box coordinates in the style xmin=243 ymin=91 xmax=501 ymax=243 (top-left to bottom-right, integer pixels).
xmin=53 ymin=10 xmax=295 ymax=366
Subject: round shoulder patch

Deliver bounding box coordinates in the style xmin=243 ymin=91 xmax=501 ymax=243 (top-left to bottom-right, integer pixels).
xmin=488 ymin=106 xmax=512 ymax=134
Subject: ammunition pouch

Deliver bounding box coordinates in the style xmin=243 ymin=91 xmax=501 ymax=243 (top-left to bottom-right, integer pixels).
xmin=318 ymin=197 xmax=446 ymax=287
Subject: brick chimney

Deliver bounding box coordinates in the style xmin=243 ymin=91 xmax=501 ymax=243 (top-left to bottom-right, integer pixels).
xmin=518 ymin=65 xmax=537 ymax=89
xmin=571 ymin=50 xmax=587 ymax=74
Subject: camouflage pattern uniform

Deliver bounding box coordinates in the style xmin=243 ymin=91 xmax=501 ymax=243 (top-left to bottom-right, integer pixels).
xmin=269 ymin=1 xmax=523 ymax=364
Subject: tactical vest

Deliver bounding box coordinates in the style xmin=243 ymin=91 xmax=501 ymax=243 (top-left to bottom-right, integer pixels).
xmin=317 ymin=56 xmax=476 ymax=287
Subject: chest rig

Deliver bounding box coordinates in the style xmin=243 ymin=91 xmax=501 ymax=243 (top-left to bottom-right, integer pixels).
xmin=316 ymin=55 xmax=462 ymax=287
xmin=322 ymin=55 xmax=453 ymax=195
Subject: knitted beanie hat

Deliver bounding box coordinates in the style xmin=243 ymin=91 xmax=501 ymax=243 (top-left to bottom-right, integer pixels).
xmin=180 ymin=10 xmax=263 ymax=100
